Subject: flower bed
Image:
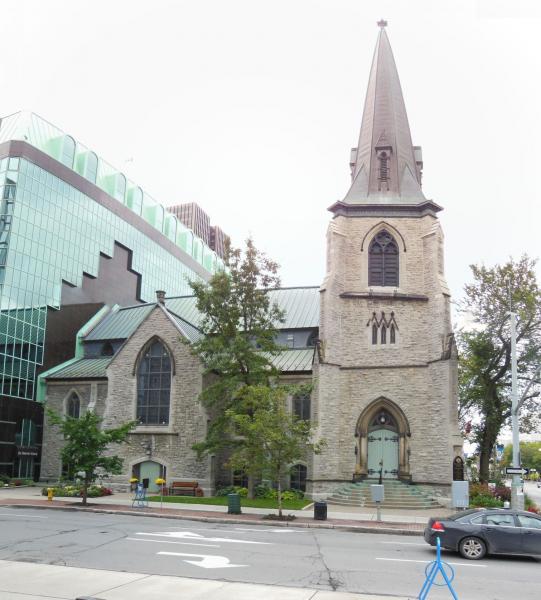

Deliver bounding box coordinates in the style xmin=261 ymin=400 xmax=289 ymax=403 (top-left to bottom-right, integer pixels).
xmin=41 ymin=484 xmax=113 ymax=498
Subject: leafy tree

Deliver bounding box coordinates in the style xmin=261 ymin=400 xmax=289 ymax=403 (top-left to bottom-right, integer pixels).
xmin=189 ymin=238 xmax=285 ymax=497
xmin=501 ymin=441 xmax=541 ymax=473
xmin=47 ymin=409 xmax=136 ymax=505
xmin=226 ymin=385 xmax=324 ymax=518
xmin=458 ymin=256 xmax=541 ymax=482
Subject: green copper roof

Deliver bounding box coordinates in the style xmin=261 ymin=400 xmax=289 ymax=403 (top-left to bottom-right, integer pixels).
xmin=45 ymin=357 xmax=111 ymax=380
xmin=86 ymin=304 xmax=154 ymax=340
xmin=165 ymin=287 xmax=320 ymax=330
xmin=166 ymin=311 xmax=203 ymax=343
xmin=82 ymin=287 xmax=318 ymax=348
xmin=270 ymin=348 xmax=314 ymax=372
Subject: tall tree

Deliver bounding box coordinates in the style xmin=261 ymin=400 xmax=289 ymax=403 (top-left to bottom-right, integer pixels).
xmin=47 ymin=409 xmax=136 ymax=505
xmin=189 ymin=238 xmax=285 ymax=497
xmin=227 ymin=385 xmax=324 ymax=518
xmin=501 ymin=441 xmax=541 ymax=473
xmin=458 ymin=256 xmax=541 ymax=482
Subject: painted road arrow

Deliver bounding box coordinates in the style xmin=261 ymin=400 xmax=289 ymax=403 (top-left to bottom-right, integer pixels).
xmin=136 ymin=531 xmax=271 ymax=544
xmin=158 ymin=551 xmax=247 ymax=569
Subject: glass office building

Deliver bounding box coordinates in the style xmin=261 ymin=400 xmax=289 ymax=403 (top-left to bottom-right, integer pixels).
xmin=0 ymin=111 xmax=223 ymax=478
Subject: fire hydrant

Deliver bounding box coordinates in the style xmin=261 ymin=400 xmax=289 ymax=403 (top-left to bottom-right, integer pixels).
xmin=47 ymin=488 xmax=54 ymax=502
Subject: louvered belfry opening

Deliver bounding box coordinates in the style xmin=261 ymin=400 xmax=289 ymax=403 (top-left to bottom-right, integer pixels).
xmin=368 ymin=230 xmax=399 ymax=286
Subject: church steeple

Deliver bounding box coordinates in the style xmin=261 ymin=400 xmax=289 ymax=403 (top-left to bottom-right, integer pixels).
xmin=343 ymin=22 xmax=425 ymax=205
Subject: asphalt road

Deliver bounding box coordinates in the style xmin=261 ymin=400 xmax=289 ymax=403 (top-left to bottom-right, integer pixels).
xmin=525 ymin=480 xmax=541 ymax=506
xmin=0 ymin=507 xmax=540 ymax=599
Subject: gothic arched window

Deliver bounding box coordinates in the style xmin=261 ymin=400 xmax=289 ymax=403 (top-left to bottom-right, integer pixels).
xmin=290 ymin=464 xmax=307 ymax=492
xmin=137 ymin=340 xmax=171 ymax=425
xmin=381 ymin=325 xmax=387 ymax=345
xmin=390 ymin=324 xmax=396 ymax=344
xmin=368 ymin=230 xmax=399 ymax=287
xmin=67 ymin=393 xmax=80 ymax=419
xmin=372 ymin=323 xmax=378 ymax=345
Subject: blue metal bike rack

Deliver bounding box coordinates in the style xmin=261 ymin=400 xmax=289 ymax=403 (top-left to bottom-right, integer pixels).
xmin=418 ymin=536 xmax=458 ymax=599
xmin=132 ymin=483 xmax=148 ymax=508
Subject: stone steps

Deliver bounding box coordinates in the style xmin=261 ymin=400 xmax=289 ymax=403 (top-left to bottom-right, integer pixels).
xmin=326 ymin=480 xmax=443 ymax=509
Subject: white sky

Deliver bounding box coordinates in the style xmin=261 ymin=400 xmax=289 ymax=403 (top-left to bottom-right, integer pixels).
xmin=1 ymin=0 xmax=540 ymax=304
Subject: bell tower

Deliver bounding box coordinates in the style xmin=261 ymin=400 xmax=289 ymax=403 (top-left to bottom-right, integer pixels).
xmin=310 ymin=22 xmax=462 ymax=499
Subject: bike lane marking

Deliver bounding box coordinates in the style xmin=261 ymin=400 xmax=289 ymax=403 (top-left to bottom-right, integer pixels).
xmin=375 ymin=557 xmax=486 ymax=568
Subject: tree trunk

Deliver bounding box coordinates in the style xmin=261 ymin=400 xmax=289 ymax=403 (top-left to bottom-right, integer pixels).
xmin=478 ymin=425 xmax=498 ymax=483
xmin=247 ymin=474 xmax=255 ymax=500
xmin=277 ymin=478 xmax=282 ymax=519
xmin=82 ymin=478 xmax=89 ymax=506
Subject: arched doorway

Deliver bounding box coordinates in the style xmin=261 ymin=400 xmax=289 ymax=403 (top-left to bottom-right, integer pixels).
xmin=355 ymin=398 xmax=411 ymax=481
xmin=133 ymin=461 xmax=166 ymax=493
xmin=367 ymin=409 xmax=399 ymax=479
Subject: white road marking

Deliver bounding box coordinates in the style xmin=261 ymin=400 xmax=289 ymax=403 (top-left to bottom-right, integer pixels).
xmin=375 ymin=557 xmax=486 ymax=568
xmin=379 ymin=541 xmax=426 ymax=546
xmin=136 ymin=531 xmax=271 ymax=545
xmin=127 ymin=537 xmax=219 ymax=548
xmin=158 ymin=551 xmax=247 ymax=569
xmin=0 ymin=513 xmax=48 ymax=519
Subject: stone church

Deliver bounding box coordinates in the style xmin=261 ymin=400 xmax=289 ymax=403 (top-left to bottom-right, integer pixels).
xmin=40 ymin=24 xmax=461 ymax=499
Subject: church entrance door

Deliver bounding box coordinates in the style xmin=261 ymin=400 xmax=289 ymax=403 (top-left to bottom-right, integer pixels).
xmin=367 ymin=429 xmax=398 ymax=478
xmin=138 ymin=461 xmax=164 ymax=493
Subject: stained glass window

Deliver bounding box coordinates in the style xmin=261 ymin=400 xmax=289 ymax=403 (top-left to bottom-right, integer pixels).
xmin=137 ymin=340 xmax=171 ymax=425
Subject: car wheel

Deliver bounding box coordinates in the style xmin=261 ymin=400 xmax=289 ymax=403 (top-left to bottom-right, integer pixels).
xmin=459 ymin=536 xmax=487 ymax=560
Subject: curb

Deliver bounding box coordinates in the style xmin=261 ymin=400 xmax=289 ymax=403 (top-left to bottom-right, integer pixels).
xmin=1 ymin=502 xmax=423 ymax=536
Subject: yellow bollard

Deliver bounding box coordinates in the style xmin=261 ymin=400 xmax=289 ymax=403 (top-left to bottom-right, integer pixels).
xmin=47 ymin=488 xmax=54 ymax=502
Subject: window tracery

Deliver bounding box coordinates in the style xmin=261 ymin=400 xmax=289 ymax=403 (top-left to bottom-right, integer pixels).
xmin=368 ymin=230 xmax=399 ymax=287
xmin=367 ymin=311 xmax=399 ymax=346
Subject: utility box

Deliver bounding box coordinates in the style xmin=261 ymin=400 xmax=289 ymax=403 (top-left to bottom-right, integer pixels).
xmin=451 ymin=481 xmax=469 ymax=509
xmin=370 ymin=484 xmax=384 ymax=503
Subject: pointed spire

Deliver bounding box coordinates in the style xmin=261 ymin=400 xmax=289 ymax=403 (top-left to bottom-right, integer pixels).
xmin=343 ymin=24 xmax=425 ymax=204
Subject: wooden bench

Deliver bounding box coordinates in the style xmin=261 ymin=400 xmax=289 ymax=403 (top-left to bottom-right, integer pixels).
xmin=169 ymin=481 xmax=203 ymax=497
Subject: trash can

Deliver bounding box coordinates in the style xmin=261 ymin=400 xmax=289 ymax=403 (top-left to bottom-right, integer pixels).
xmin=314 ymin=501 xmax=327 ymax=521
xmin=227 ymin=493 xmax=241 ymax=514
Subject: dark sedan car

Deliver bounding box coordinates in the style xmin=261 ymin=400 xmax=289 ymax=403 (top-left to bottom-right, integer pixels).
xmin=424 ymin=508 xmax=541 ymax=560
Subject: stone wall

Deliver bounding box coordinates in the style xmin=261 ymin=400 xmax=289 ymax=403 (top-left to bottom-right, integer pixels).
xmin=103 ymin=306 xmax=212 ymax=494
xmin=311 ymin=212 xmax=461 ymax=498
xmin=41 ymin=381 xmax=95 ymax=481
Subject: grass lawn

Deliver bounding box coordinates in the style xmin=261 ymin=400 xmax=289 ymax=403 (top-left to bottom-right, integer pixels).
xmin=146 ymin=495 xmax=312 ymax=510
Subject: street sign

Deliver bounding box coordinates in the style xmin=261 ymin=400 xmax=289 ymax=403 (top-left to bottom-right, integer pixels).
xmin=506 ymin=467 xmax=528 ymax=475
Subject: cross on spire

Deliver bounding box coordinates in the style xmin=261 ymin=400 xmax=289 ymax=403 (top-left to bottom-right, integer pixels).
xmin=377 ymin=19 xmax=388 ymax=29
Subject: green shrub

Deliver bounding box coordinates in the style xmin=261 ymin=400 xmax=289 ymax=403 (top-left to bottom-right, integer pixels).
xmin=215 ymin=485 xmax=248 ymax=497
xmin=470 ymin=493 xmax=503 ymax=508
xmin=254 ymin=484 xmax=274 ymax=499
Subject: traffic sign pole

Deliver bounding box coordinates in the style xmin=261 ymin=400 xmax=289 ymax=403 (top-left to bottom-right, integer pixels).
xmin=510 ymin=312 xmax=524 ymax=510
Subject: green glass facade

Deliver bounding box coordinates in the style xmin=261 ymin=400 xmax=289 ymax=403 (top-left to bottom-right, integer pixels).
xmin=0 ymin=112 xmax=222 ymax=403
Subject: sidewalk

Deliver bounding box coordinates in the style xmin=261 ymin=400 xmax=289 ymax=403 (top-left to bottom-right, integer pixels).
xmin=0 ymin=559 xmax=413 ymax=600
xmin=0 ymin=486 xmax=450 ymax=535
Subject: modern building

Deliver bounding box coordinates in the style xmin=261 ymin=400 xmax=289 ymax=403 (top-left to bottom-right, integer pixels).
xmin=41 ymin=23 xmax=462 ymax=498
xmin=0 ymin=112 xmax=226 ymax=478
xmin=167 ymin=203 xmax=230 ymax=260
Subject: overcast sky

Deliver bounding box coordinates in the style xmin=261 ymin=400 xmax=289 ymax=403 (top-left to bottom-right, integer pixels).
xmin=2 ymin=0 xmax=540 ymax=306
